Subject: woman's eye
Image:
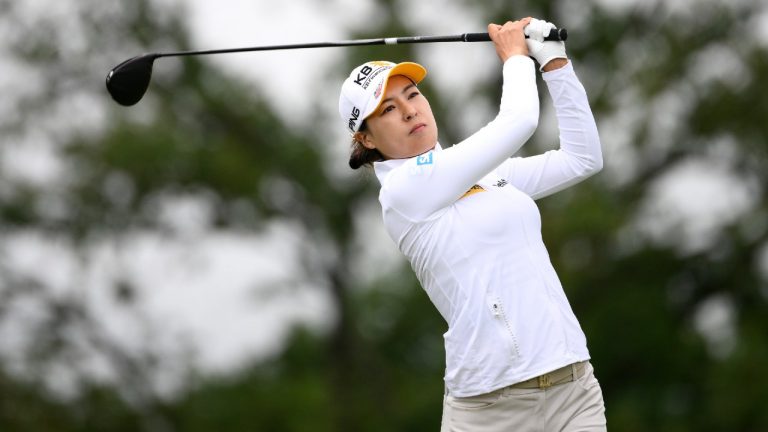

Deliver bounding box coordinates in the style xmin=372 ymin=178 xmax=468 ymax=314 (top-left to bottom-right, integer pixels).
xmin=382 ymin=105 xmax=395 ymax=114
xmin=408 ymin=91 xmax=420 ymax=99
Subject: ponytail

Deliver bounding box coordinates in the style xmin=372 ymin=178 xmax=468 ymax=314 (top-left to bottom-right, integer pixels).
xmin=348 ymin=122 xmax=382 ymax=169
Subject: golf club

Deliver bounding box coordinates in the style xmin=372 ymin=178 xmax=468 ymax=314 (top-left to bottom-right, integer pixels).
xmin=106 ymin=29 xmax=567 ymax=106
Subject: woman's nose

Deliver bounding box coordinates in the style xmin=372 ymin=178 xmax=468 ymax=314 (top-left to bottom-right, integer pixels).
xmin=403 ymin=103 xmax=417 ymax=121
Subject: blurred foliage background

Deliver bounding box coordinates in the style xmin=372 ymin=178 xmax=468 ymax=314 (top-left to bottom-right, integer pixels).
xmin=1 ymin=0 xmax=767 ymax=430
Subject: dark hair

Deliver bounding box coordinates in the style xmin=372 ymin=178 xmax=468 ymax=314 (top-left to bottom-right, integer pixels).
xmin=348 ymin=121 xmax=383 ymax=169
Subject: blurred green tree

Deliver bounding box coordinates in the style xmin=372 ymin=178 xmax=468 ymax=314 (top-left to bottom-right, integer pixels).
xmin=1 ymin=0 xmax=767 ymax=431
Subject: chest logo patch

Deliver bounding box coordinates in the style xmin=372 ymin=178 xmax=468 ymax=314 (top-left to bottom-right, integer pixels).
xmin=460 ymin=184 xmax=486 ymax=199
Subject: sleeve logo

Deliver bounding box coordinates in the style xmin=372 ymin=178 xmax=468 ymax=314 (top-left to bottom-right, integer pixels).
xmin=416 ymin=152 xmax=433 ymax=166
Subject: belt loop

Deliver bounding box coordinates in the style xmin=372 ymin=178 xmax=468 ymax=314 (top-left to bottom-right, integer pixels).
xmin=572 ymin=363 xmax=577 ymax=380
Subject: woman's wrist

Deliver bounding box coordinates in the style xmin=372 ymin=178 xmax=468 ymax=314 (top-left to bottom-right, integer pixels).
xmin=541 ymin=58 xmax=568 ymax=72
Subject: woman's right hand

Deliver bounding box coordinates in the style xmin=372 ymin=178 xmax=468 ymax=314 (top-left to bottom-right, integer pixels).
xmin=488 ymin=17 xmax=531 ymax=63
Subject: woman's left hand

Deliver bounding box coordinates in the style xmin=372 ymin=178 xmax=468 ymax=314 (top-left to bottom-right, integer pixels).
xmin=488 ymin=17 xmax=531 ymax=63
xmin=524 ymin=18 xmax=568 ymax=71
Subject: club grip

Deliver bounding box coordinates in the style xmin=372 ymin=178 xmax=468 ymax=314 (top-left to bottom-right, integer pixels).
xmin=463 ymin=28 xmax=567 ymax=42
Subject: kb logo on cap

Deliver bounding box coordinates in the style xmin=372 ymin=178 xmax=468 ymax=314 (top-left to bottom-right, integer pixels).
xmin=354 ymin=66 xmax=373 ymax=86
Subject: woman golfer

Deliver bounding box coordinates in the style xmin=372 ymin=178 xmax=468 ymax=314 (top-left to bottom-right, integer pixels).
xmin=339 ymin=17 xmax=606 ymax=431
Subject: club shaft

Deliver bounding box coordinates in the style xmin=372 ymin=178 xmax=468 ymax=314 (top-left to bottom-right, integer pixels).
xmin=156 ymin=35 xmax=466 ymax=58
xmin=154 ymin=30 xmax=565 ymax=59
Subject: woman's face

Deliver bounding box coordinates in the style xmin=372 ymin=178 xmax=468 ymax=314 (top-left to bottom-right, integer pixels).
xmin=358 ymin=75 xmax=438 ymax=160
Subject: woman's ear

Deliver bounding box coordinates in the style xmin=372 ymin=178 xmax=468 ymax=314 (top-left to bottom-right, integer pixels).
xmin=355 ymin=131 xmax=376 ymax=150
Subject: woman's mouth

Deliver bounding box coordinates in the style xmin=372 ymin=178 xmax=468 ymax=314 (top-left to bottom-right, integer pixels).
xmin=410 ymin=123 xmax=427 ymax=135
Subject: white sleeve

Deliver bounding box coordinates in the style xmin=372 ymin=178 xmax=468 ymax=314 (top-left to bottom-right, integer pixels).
xmin=495 ymin=61 xmax=602 ymax=200
xmin=380 ymin=55 xmax=539 ymax=222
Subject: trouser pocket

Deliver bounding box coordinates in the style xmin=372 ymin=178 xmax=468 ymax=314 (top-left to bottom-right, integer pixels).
xmin=446 ymin=388 xmax=504 ymax=410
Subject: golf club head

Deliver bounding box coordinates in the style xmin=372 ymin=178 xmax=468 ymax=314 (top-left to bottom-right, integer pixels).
xmin=106 ymin=54 xmax=158 ymax=106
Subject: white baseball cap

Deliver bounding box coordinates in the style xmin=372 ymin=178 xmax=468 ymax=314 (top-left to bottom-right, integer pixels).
xmin=338 ymin=61 xmax=427 ymax=134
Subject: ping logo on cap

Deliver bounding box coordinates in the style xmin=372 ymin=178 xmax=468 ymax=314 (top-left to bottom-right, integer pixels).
xmin=348 ymin=107 xmax=361 ymax=132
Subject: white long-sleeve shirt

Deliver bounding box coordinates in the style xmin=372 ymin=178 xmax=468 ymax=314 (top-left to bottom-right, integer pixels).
xmin=372 ymin=56 xmax=603 ymax=397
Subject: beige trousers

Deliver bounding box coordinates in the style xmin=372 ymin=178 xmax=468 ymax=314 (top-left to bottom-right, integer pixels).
xmin=441 ymin=362 xmax=606 ymax=432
